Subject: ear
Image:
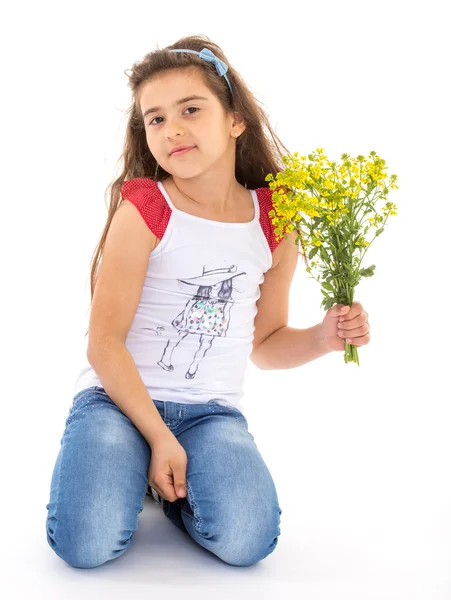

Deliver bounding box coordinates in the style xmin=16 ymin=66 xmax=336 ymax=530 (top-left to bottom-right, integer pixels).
xmin=232 ymin=111 xmax=246 ymax=135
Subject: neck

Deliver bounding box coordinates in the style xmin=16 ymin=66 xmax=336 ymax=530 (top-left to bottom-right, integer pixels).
xmin=168 ymin=173 xmax=243 ymax=214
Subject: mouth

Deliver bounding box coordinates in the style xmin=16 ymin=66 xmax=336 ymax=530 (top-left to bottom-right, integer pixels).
xmin=170 ymin=146 xmax=196 ymax=157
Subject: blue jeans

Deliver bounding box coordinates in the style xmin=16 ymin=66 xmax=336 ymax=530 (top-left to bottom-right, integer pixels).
xmin=45 ymin=386 xmax=282 ymax=568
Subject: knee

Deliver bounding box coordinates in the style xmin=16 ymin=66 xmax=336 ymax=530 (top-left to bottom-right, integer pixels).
xmin=220 ymin=533 xmax=280 ymax=567
xmin=197 ymin=503 xmax=282 ymax=568
xmin=46 ymin=514 xmax=133 ymax=569
xmin=220 ymin=520 xmax=281 ymax=567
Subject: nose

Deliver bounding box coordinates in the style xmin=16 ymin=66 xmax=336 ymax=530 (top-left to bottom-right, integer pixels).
xmin=163 ymin=117 xmax=185 ymax=140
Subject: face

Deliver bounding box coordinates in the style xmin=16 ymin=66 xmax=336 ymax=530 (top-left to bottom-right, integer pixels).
xmin=139 ymin=68 xmax=244 ymax=178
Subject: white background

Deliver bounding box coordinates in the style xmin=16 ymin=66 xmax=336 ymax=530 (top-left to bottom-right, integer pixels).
xmin=1 ymin=0 xmax=450 ymax=598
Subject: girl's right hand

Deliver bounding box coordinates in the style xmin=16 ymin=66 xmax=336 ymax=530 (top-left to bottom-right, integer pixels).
xmin=148 ymin=431 xmax=188 ymax=502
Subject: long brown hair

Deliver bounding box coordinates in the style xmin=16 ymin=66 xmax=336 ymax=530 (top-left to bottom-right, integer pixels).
xmin=84 ymin=34 xmax=292 ymax=337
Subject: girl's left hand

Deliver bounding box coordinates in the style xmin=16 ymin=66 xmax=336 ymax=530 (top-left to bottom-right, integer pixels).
xmin=320 ymin=301 xmax=371 ymax=352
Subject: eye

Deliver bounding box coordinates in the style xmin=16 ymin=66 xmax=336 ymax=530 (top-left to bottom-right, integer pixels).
xmin=148 ymin=106 xmax=199 ymax=126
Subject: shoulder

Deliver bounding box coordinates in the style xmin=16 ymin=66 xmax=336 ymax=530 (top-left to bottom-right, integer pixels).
xmin=120 ymin=177 xmax=171 ymax=240
xmin=121 ymin=177 xmax=161 ymax=206
xmin=254 ymin=186 xmax=275 ymax=211
xmin=254 ymin=186 xmax=290 ymax=256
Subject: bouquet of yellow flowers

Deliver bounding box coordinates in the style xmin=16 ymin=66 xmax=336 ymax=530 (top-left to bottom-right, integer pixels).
xmin=266 ymin=148 xmax=399 ymax=365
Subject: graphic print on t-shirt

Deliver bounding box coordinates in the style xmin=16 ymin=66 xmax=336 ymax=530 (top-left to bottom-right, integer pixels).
xmin=155 ymin=263 xmax=246 ymax=379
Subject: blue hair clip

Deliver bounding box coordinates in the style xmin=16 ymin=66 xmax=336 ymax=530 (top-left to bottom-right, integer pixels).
xmin=168 ymin=47 xmax=233 ymax=96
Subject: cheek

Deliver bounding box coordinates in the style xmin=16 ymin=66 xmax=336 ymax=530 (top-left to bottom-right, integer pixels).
xmin=145 ymin=133 xmax=155 ymax=152
xmin=199 ymin=128 xmax=228 ymax=154
xmin=198 ymin=118 xmax=224 ymax=142
xmin=146 ymin=135 xmax=165 ymax=161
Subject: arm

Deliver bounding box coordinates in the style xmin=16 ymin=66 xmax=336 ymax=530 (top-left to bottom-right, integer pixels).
xmin=250 ymin=230 xmax=331 ymax=370
xmin=88 ymin=338 xmax=170 ymax=444
xmin=87 ymin=200 xmax=170 ymax=447
xmin=250 ymin=323 xmax=332 ymax=370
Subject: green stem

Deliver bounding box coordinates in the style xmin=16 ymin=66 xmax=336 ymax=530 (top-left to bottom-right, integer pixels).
xmin=344 ymin=340 xmax=360 ymax=365
xmin=357 ymin=210 xmax=390 ymax=265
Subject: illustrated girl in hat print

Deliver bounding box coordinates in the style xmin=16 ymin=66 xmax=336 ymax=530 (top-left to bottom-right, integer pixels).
xmin=157 ymin=263 xmax=246 ymax=379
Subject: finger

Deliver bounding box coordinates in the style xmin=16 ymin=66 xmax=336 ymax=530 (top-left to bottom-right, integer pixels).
xmin=160 ymin=483 xmax=178 ymax=503
xmin=338 ymin=311 xmax=368 ymax=330
xmin=155 ymin=473 xmax=179 ymax=502
xmin=152 ymin=485 xmax=169 ymax=502
xmin=331 ymin=303 xmax=351 ymax=319
xmin=172 ymin=466 xmax=187 ymax=498
xmin=337 ymin=301 xmax=364 ymax=321
xmin=337 ymin=323 xmax=370 ymax=339
xmin=342 ymin=333 xmax=370 ymax=346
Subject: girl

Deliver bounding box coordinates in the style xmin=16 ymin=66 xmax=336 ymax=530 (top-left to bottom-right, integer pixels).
xmin=45 ymin=35 xmax=371 ymax=570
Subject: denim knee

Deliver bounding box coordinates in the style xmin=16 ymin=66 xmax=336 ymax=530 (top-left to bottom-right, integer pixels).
xmin=183 ymin=501 xmax=282 ymax=567
xmin=45 ymin=386 xmax=149 ymax=568
xmin=219 ymin=534 xmax=280 ymax=567
xmin=46 ymin=511 xmax=137 ymax=569
xmin=217 ymin=513 xmax=281 ymax=567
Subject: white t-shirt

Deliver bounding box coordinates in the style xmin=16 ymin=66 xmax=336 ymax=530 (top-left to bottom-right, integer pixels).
xmin=73 ymin=178 xmax=283 ymax=412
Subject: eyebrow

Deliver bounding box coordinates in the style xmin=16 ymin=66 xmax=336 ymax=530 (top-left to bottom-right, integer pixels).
xmin=142 ymin=95 xmax=209 ymax=119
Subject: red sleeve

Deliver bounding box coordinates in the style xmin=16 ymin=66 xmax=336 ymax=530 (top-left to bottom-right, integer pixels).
xmin=255 ymin=186 xmax=285 ymax=253
xmin=120 ymin=178 xmax=171 ymax=241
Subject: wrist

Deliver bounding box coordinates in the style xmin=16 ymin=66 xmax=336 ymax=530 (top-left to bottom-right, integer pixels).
xmin=314 ymin=322 xmax=335 ymax=354
xmin=147 ymin=424 xmax=173 ymax=448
